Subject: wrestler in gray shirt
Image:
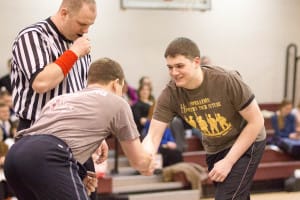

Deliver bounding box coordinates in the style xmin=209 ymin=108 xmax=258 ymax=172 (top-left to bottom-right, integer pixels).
xmin=18 ymin=87 xmax=139 ymax=164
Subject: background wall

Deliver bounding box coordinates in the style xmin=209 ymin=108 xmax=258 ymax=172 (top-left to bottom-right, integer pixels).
xmin=0 ymin=0 xmax=300 ymax=103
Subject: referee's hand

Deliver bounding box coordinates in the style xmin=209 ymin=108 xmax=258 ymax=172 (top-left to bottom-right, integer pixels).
xmin=70 ymin=36 xmax=91 ymax=57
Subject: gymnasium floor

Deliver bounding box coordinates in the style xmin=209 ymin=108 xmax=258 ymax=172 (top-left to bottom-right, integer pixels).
xmin=202 ymin=191 xmax=300 ymax=200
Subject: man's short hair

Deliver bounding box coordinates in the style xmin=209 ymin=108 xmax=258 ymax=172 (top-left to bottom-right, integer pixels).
xmin=164 ymin=37 xmax=200 ymax=60
xmin=62 ymin=0 xmax=96 ymax=13
xmin=87 ymin=58 xmax=125 ymax=85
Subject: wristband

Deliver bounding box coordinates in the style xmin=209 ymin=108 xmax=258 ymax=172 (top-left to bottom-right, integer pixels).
xmin=54 ymin=50 xmax=78 ymax=76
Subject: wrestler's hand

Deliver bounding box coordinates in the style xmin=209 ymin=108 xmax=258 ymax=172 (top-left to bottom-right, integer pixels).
xmin=94 ymin=140 xmax=109 ymax=164
xmin=83 ymin=171 xmax=98 ymax=196
xmin=70 ymin=36 xmax=91 ymax=57
xmin=208 ymin=158 xmax=233 ymax=182
xmin=139 ymin=153 xmax=156 ymax=176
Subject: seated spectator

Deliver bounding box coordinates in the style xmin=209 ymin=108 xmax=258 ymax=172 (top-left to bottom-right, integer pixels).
xmin=0 ymin=89 xmax=17 ymax=200
xmin=0 ymin=58 xmax=12 ymax=95
xmin=270 ymin=99 xmax=300 ymax=145
xmin=0 ymin=89 xmax=18 ymax=123
xmin=0 ymin=102 xmax=15 ymax=142
xmin=139 ymin=76 xmax=152 ymax=88
xmin=157 ymin=128 xmax=183 ymax=167
xmin=0 ymin=141 xmax=9 ymax=200
xmin=122 ymin=80 xmax=138 ymax=106
xmin=292 ymin=101 xmax=300 ymax=133
xmin=0 ymin=111 xmax=15 ymax=200
xmin=132 ymin=84 xmax=153 ymax=134
xmin=138 ymin=76 xmax=155 ymax=104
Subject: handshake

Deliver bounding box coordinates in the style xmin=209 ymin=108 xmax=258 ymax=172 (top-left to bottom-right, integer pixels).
xmin=139 ymin=153 xmax=162 ymax=176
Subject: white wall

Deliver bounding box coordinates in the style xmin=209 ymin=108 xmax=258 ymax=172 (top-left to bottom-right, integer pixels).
xmin=1 ymin=0 xmax=300 ymax=103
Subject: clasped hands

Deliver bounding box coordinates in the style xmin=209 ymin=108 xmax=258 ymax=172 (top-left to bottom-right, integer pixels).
xmin=139 ymin=153 xmax=159 ymax=176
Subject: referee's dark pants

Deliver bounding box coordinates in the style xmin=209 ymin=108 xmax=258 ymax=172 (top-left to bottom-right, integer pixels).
xmin=4 ymin=135 xmax=90 ymax=200
xmin=206 ymin=139 xmax=266 ymax=200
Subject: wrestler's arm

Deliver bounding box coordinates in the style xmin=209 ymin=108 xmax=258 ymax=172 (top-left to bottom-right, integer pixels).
xmin=120 ymin=137 xmax=155 ymax=176
xmin=142 ymin=119 xmax=169 ymax=156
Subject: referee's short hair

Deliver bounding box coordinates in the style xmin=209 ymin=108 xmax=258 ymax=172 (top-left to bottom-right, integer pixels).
xmin=61 ymin=0 xmax=96 ymax=13
xmin=87 ymin=57 xmax=125 ymax=85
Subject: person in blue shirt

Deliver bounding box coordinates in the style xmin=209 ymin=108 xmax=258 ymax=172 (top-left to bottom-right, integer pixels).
xmin=271 ymin=99 xmax=300 ymax=141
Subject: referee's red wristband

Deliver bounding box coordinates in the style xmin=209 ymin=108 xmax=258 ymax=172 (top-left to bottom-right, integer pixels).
xmin=54 ymin=50 xmax=78 ymax=77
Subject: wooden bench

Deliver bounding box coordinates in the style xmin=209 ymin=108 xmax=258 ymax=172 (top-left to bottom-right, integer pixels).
xmin=185 ymin=136 xmax=203 ymax=152
xmin=183 ymin=147 xmax=297 ymax=165
xmin=97 ymin=175 xmax=186 ymax=192
xmin=183 ymin=147 xmax=299 ymax=169
xmin=259 ymin=102 xmax=280 ymax=112
xmin=177 ymin=147 xmax=300 ymax=196
xmin=254 ymin=161 xmax=300 ymax=180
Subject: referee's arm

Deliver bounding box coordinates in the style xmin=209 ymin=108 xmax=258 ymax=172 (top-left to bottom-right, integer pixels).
xmin=32 ymin=37 xmax=90 ymax=93
xmin=32 ymin=63 xmax=65 ymax=93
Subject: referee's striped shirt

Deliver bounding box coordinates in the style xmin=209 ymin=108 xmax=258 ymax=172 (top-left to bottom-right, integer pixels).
xmin=11 ymin=17 xmax=91 ymax=122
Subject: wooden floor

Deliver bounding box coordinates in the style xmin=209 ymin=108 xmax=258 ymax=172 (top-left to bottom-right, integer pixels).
xmin=201 ymin=191 xmax=300 ymax=200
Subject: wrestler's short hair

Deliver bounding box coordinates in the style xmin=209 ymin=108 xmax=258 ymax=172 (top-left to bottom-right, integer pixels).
xmin=87 ymin=57 xmax=125 ymax=85
xmin=164 ymin=37 xmax=200 ymax=60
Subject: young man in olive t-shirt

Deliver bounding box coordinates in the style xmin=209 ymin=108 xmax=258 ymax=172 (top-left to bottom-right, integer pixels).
xmin=142 ymin=37 xmax=266 ymax=200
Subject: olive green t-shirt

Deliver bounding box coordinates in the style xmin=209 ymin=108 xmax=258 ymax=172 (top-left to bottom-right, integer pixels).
xmin=154 ymin=66 xmax=266 ymax=154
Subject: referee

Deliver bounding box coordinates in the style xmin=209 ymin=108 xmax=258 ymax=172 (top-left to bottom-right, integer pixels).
xmin=11 ymin=0 xmax=98 ymax=199
xmin=11 ymin=0 xmax=96 ymax=130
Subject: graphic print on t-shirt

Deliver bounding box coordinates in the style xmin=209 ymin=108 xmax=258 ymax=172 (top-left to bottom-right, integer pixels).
xmin=180 ymin=97 xmax=232 ymax=137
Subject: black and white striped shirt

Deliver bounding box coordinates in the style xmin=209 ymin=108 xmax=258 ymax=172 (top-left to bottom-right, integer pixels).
xmin=11 ymin=18 xmax=91 ymax=122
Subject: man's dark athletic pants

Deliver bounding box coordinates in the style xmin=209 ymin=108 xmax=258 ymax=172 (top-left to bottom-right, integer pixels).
xmin=4 ymin=135 xmax=90 ymax=200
